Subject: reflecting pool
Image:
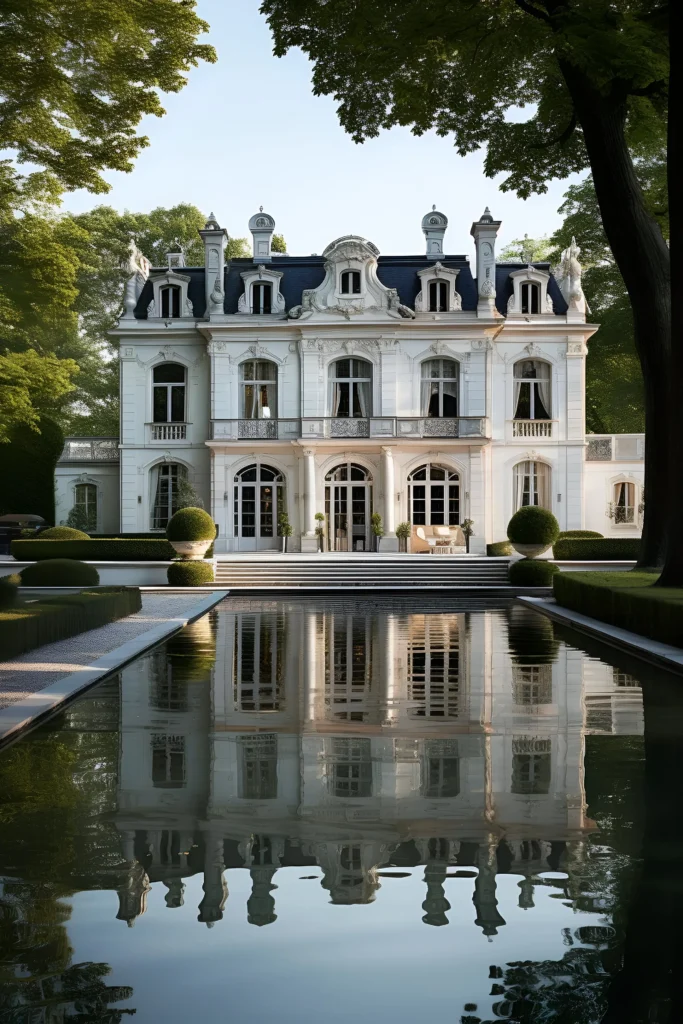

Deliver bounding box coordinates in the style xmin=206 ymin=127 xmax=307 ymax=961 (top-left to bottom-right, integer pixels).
xmin=1 ymin=597 xmax=682 ymax=1023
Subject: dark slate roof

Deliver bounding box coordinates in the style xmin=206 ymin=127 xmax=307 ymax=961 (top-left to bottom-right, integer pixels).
xmin=133 ymin=256 xmax=565 ymax=318
xmin=495 ymin=262 xmax=568 ymax=316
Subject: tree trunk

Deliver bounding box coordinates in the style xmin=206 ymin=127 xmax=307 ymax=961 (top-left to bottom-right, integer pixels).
xmin=657 ymin=20 xmax=681 ymax=585
xmin=559 ymin=63 xmax=671 ymax=570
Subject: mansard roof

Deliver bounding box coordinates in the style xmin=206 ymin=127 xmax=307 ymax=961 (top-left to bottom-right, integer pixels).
xmin=132 ymin=254 xmax=565 ymax=318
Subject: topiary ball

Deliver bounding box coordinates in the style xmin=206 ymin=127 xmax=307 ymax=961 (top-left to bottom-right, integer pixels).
xmin=508 ymin=558 xmax=560 ymax=586
xmin=166 ymin=507 xmax=216 ymax=542
xmin=507 ymin=506 xmax=560 ymax=546
xmin=0 ymin=575 xmax=19 ymax=608
xmin=20 ymin=559 xmax=100 ymax=586
xmin=39 ymin=526 xmax=90 ymax=539
xmin=167 ymin=560 xmax=215 ymax=587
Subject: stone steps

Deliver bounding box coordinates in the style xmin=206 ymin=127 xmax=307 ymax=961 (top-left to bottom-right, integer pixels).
xmin=214 ymin=556 xmax=511 ymax=590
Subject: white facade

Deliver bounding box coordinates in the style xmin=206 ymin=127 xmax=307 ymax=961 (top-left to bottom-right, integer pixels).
xmin=54 ymin=210 xmax=644 ymax=549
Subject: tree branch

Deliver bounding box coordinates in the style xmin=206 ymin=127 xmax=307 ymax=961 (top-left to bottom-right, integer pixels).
xmin=629 ymin=79 xmax=667 ymax=98
xmin=512 ymin=0 xmax=551 ymax=23
xmin=530 ymin=112 xmax=578 ymax=149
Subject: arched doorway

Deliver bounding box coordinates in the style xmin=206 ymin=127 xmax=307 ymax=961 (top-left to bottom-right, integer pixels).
xmin=233 ymin=464 xmax=285 ymax=551
xmin=324 ymin=463 xmax=373 ymax=551
xmin=408 ymin=464 xmax=460 ymax=525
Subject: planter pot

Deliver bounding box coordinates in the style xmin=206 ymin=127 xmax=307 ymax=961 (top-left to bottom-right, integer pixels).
xmin=169 ymin=539 xmax=213 ymax=560
xmin=510 ymin=541 xmax=551 ymax=558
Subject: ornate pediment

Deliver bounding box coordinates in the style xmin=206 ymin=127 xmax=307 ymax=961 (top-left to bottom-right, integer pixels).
xmin=287 ymin=235 xmax=414 ymax=321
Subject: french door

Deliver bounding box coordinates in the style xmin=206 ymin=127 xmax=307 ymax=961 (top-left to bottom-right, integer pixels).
xmin=324 ymin=463 xmax=372 ymax=551
xmin=234 ymin=464 xmax=284 ymax=551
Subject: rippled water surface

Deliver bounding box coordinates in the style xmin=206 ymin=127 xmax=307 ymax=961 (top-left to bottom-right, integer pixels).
xmin=2 ymin=597 xmax=682 ymax=1023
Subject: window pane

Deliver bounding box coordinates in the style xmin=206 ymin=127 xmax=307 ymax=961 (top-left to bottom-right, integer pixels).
xmin=170 ymin=385 xmax=185 ymax=422
xmin=172 ymin=288 xmax=180 ymax=317
xmin=352 ymin=271 xmax=361 ymax=294
xmin=153 ymin=386 xmax=168 ymax=422
xmin=515 ymin=382 xmax=531 ymax=419
xmin=161 ymin=289 xmax=170 ymax=318
xmin=334 ymin=359 xmax=350 ymax=379
xmin=154 ymin=364 xmax=185 ymax=383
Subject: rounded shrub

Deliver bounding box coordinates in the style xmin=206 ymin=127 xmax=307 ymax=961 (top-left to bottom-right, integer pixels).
xmin=166 ymin=507 xmax=216 ymax=542
xmin=0 ymin=575 xmax=19 ymax=608
xmin=167 ymin=560 xmax=215 ymax=587
xmin=508 ymin=558 xmax=560 ymax=586
xmin=39 ymin=526 xmax=90 ymax=540
xmin=20 ymin=559 xmax=100 ymax=587
xmin=558 ymin=530 xmax=603 ymax=539
xmin=507 ymin=506 xmax=560 ymax=546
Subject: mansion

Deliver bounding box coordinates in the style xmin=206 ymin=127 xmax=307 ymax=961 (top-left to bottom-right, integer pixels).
xmin=55 ymin=206 xmax=644 ymax=551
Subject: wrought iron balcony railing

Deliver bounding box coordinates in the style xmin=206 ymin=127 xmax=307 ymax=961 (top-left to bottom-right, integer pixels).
xmin=210 ymin=416 xmax=488 ymax=441
xmin=586 ymin=434 xmax=645 ymax=461
xmin=59 ymin=438 xmax=120 ymax=462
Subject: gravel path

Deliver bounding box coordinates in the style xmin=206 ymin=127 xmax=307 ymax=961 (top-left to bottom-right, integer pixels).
xmin=0 ymin=594 xmax=211 ymax=710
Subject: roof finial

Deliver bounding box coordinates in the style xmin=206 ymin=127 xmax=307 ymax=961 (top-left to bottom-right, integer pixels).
xmin=432 ymin=204 xmax=436 ymax=211
xmin=259 ymin=205 xmax=263 ymax=213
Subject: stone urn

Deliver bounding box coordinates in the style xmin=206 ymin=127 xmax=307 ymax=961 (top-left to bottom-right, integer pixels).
xmin=169 ymin=539 xmax=213 ymax=560
xmin=510 ymin=541 xmax=551 ymax=559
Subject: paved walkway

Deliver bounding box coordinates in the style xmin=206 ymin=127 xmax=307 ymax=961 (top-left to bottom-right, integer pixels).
xmin=0 ymin=592 xmax=226 ymax=715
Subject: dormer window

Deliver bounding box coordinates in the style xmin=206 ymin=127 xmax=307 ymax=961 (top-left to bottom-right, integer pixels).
xmin=340 ymin=270 xmax=361 ymax=295
xmin=521 ymin=282 xmax=540 ymax=314
xmin=252 ymin=282 xmax=272 ymax=314
xmin=429 ymin=281 xmax=449 ymax=312
xmin=160 ymin=285 xmax=181 ymax=318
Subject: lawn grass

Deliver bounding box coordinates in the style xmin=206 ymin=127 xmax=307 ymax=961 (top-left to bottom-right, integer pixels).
xmin=553 ymin=570 xmax=683 ymax=648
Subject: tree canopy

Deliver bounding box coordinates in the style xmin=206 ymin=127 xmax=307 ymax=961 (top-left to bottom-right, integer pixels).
xmin=0 ymin=0 xmax=215 ymax=210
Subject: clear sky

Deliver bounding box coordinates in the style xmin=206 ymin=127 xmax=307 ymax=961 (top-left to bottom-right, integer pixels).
xmin=61 ymin=0 xmax=584 ymax=258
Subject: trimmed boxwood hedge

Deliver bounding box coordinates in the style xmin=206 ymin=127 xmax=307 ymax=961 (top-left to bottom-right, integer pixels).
xmin=0 ymin=587 xmax=142 ymax=661
xmin=11 ymin=538 xmax=176 ymax=561
xmin=508 ymin=558 xmax=560 ymax=586
xmin=487 ymin=540 xmax=513 ymax=557
xmin=40 ymin=526 xmax=90 ymax=540
xmin=507 ymin=506 xmax=560 ymax=546
xmin=167 ymin=560 xmax=215 ymax=586
xmin=0 ymin=576 xmax=18 ymax=609
xmin=553 ymin=571 xmax=683 ymax=647
xmin=557 ymin=530 xmax=603 ymax=539
xmin=552 ymin=538 xmax=640 ymax=560
xmin=20 ymin=559 xmax=100 ymax=586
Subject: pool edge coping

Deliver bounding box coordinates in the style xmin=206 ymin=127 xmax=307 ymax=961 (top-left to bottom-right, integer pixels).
xmin=519 ymin=596 xmax=683 ymax=676
xmin=0 ymin=590 xmax=229 ymax=746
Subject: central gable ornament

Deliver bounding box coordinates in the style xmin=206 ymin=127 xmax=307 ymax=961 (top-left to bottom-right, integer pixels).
xmin=288 ymin=235 xmax=414 ymax=320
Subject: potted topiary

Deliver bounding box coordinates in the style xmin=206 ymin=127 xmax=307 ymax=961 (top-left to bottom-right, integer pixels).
xmin=314 ymin=512 xmax=326 ymax=552
xmin=371 ymin=512 xmax=384 ymax=552
xmin=278 ymin=511 xmax=293 ymax=553
xmin=507 ymin=506 xmax=560 ymax=558
xmin=461 ymin=518 xmax=475 ymax=553
xmin=166 ymin=506 xmax=216 ymax=560
xmin=396 ymin=521 xmax=411 ymax=553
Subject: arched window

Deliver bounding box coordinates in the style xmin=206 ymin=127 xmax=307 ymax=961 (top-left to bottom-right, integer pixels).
xmin=429 ymin=280 xmax=449 ymax=312
xmin=408 ymin=464 xmax=460 ymax=525
xmin=324 ymin=614 xmax=374 ymax=721
xmin=340 ymin=270 xmax=361 ymax=295
xmin=613 ymin=481 xmax=636 ymax=524
xmin=252 ymin=281 xmax=272 ymax=314
xmin=160 ymin=285 xmax=181 ymax=318
xmin=153 ymin=363 xmax=186 ymax=423
xmin=151 ymin=463 xmax=186 ymax=529
xmin=513 ymin=360 xmax=551 ymax=420
xmin=329 ymin=359 xmax=372 ymax=418
xmin=513 ymin=460 xmax=551 ymax=511
xmin=421 ymin=359 xmax=459 ymax=418
xmin=521 ymin=282 xmax=540 ymax=314
xmin=73 ymin=482 xmax=97 ymax=532
xmin=240 ymin=360 xmax=277 ymax=419
xmin=233 ymin=464 xmax=285 ymax=549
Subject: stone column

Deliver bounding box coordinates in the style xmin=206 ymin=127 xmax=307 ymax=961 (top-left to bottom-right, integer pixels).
xmin=301 ymin=447 xmax=318 ymax=552
xmin=381 ymin=446 xmax=398 ymax=551
xmin=304 ymin=610 xmax=320 ymax=723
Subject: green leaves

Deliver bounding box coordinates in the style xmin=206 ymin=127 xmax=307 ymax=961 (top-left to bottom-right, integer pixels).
xmin=0 ymin=0 xmax=216 ymax=198
xmin=0 ymin=350 xmax=78 ymax=443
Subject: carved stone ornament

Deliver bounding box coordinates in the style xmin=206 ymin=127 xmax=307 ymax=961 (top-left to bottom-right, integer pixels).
xmin=121 ymin=238 xmax=151 ymax=319
xmin=567 ymin=341 xmax=584 ymax=355
xmin=555 ymin=236 xmax=589 ymax=319
xmin=286 ymin=235 xmax=410 ymax=321
xmin=208 ymin=273 xmax=224 ymax=315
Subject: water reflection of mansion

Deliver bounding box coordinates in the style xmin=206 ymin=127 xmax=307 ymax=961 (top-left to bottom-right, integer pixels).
xmin=115 ymin=603 xmax=644 ymax=930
